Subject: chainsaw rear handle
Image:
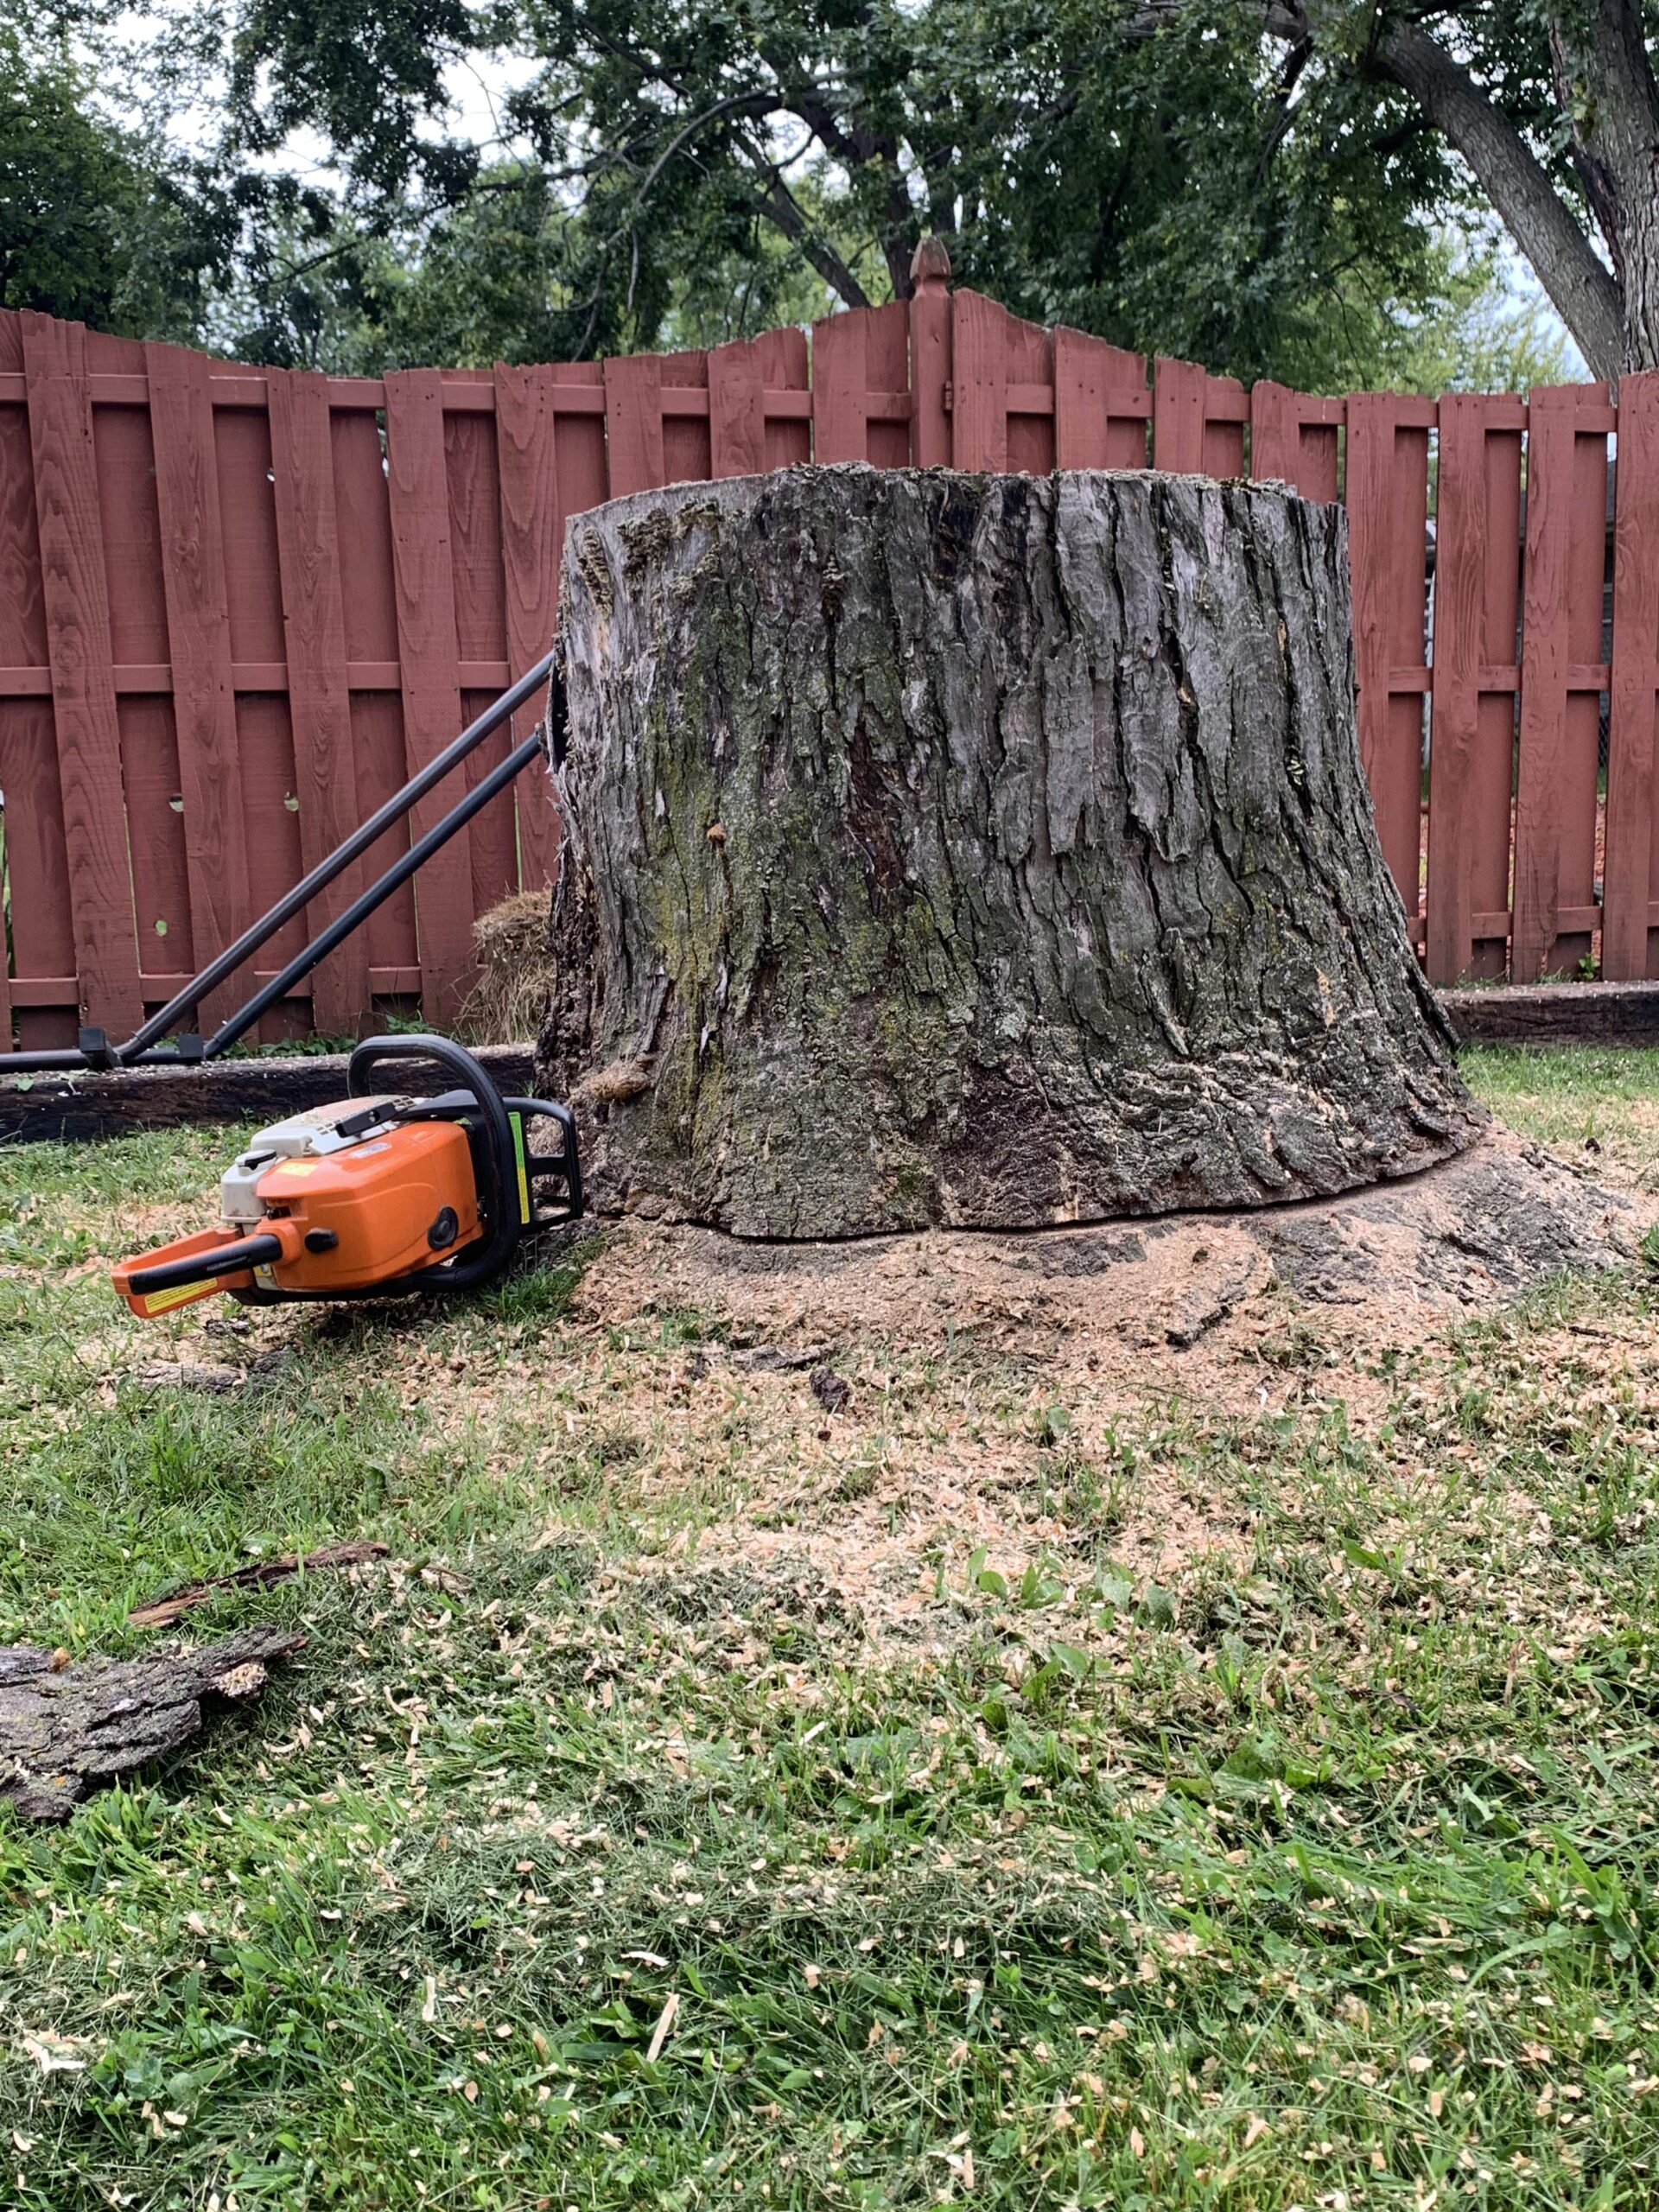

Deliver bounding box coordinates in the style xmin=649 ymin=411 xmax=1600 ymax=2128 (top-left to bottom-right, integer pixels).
xmin=346 ymin=1034 xmax=521 ymax=1294
xmin=126 ymin=1230 xmax=285 ymax=1297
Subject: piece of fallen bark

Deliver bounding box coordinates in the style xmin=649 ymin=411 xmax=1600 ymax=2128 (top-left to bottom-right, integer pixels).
xmin=729 ymin=1343 xmax=836 ymax=1373
xmin=135 ymin=1348 xmax=290 ymax=1395
xmin=0 ymin=1625 xmax=305 ymax=1822
xmin=135 ymin=1361 xmax=249 ymax=1394
xmin=810 ymin=1364 xmax=851 ymax=1414
xmin=1165 ymin=1268 xmax=1259 ymax=1349
xmin=129 ymin=1541 xmax=389 ymax=1629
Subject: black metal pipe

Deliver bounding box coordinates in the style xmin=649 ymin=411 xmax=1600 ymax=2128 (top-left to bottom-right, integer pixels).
xmin=0 ymin=1045 xmax=192 ymax=1075
xmin=201 ymin=731 xmax=546 ymax=1058
xmin=115 ymin=649 xmax=561 ymax=1063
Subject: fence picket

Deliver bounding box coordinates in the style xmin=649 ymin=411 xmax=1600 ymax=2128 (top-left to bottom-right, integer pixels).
xmin=708 ymin=340 xmax=767 ymax=478
xmin=1052 ymin=327 xmax=1149 ymax=469
xmin=1151 ymin=358 xmax=1207 ymax=473
xmin=1603 ymin=372 xmax=1659 ymax=979
xmin=1345 ymin=393 xmax=1431 ymax=917
xmin=1200 ymin=375 xmax=1246 ymax=479
xmin=267 ymin=368 xmax=369 ymax=1034
xmin=20 ymin=310 xmax=143 ymax=1036
xmin=1249 ymin=384 xmax=1341 ymax=501
xmin=1514 ymin=386 xmax=1609 ymax=981
xmin=1425 ymin=396 xmax=1524 ymax=983
xmin=0 ymin=309 xmax=72 ymax=1048
xmin=604 ymin=355 xmax=665 ymax=495
xmin=145 ymin=341 xmax=251 ymax=1031
xmin=384 ymin=369 xmax=475 ymax=1021
xmin=495 ymin=363 xmax=563 ymax=887
xmin=909 ymin=255 xmax=952 ymax=467
xmin=445 ymin=395 xmax=518 ymax=919
xmin=810 ymin=312 xmax=867 ymax=462
xmin=950 ymin=291 xmax=1010 ymax=471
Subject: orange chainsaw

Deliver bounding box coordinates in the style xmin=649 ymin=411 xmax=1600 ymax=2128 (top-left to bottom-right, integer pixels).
xmin=114 ymin=1036 xmax=581 ymax=1319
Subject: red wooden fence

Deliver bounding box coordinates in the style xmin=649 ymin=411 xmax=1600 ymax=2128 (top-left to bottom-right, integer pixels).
xmin=1 ymin=265 xmax=1654 ymax=1048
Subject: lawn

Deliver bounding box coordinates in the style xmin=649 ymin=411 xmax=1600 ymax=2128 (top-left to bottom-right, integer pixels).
xmin=1 ymin=1047 xmax=1656 ymax=2210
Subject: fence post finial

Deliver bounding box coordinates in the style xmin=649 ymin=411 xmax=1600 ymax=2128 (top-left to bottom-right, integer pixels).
xmin=910 ymin=235 xmax=952 ymax=294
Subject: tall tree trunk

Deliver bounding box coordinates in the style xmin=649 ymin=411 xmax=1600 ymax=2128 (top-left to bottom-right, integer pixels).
xmin=539 ymin=465 xmax=1481 ymax=1238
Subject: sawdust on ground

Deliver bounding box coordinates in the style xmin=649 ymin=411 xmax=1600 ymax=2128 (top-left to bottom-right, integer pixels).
xmin=515 ymin=1127 xmax=1644 ymax=1653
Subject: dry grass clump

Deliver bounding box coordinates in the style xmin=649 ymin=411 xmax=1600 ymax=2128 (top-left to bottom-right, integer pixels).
xmin=461 ymin=887 xmax=554 ymax=1043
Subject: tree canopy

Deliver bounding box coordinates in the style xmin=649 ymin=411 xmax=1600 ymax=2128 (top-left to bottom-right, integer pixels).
xmin=2 ymin=0 xmax=1615 ymax=388
xmin=0 ymin=22 xmax=225 ymax=337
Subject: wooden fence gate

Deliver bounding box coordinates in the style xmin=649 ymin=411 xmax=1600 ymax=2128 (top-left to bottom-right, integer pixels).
xmin=3 ymin=261 xmax=1656 ymax=1048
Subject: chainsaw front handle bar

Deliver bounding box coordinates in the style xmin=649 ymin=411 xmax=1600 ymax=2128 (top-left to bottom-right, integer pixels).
xmin=347 ymin=1035 xmax=522 ymax=1295
xmin=126 ymin=1230 xmax=285 ymax=1297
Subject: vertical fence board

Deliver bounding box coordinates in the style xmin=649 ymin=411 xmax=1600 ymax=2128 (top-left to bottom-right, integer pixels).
xmin=215 ymin=397 xmax=306 ymax=1036
xmin=1346 ymin=393 xmax=1430 ymax=914
xmin=495 ymin=363 xmax=563 ymax=887
xmin=863 ymin=304 xmax=912 ymax=470
xmin=1557 ymin=412 xmax=1610 ymax=977
xmin=447 ymin=403 xmax=518 ymax=919
xmin=1151 ymin=358 xmax=1207 ymax=473
xmin=662 ymin=351 xmax=711 ymax=486
xmin=98 ymin=389 xmax=191 ymax=991
xmin=1053 ymin=328 xmax=1148 ymax=469
xmin=603 ymin=354 xmax=664 ymax=495
xmin=267 ymin=369 xmax=368 ymax=1034
xmin=1200 ymin=377 xmax=1246 ymax=479
xmin=709 ymin=340 xmax=767 ymax=478
xmin=910 ymin=267 xmax=952 ymax=467
xmin=147 ymin=342 xmax=251 ymax=1029
xmin=0 ymin=309 xmax=71 ymax=1046
xmin=1249 ymin=384 xmax=1341 ymax=501
xmin=810 ymin=311 xmax=868 ymax=462
xmin=385 ymin=370 xmax=475 ymax=1021
xmin=1005 ymin=313 xmax=1054 ymax=476
xmin=333 ymin=402 xmax=417 ymax=985
xmin=1514 ymin=387 xmax=1608 ymax=980
xmin=1426 ymin=396 xmax=1489 ymax=981
xmin=20 ymin=311 xmax=143 ymax=1034
xmin=950 ymin=290 xmax=1010 ymax=471
xmin=1605 ymin=372 xmax=1659 ymax=977
xmin=813 ymin=307 xmax=910 ymax=467
xmin=1468 ymin=418 xmax=1526 ymax=977
xmin=758 ymin=326 xmax=810 ymax=470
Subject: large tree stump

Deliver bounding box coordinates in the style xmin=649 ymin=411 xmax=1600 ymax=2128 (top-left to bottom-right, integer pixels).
xmin=541 ymin=464 xmax=1481 ymax=1237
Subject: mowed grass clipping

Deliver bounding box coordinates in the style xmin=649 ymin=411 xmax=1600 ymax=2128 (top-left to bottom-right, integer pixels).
xmin=0 ymin=1058 xmax=1655 ymax=2210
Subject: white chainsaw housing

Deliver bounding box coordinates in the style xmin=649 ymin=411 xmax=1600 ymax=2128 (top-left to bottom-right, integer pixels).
xmin=217 ymin=1096 xmax=401 ymax=1229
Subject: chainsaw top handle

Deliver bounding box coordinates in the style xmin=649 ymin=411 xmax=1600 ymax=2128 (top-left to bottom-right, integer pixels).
xmin=347 ymin=1034 xmax=522 ymax=1294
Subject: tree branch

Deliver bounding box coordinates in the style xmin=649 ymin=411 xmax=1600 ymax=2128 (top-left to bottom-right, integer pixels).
xmin=729 ymin=130 xmax=872 ymax=308
xmin=1365 ymin=12 xmax=1624 ymax=376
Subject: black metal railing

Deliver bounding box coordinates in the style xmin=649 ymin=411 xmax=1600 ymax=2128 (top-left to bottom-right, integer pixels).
xmin=1 ymin=653 xmax=563 ymax=1075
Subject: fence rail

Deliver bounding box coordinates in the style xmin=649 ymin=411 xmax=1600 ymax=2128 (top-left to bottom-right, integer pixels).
xmin=1 ymin=265 xmax=1655 ymax=1048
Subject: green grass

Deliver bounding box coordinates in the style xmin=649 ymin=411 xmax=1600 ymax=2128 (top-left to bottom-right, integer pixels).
xmin=1 ymin=1060 xmax=1657 ymax=2209
xmin=1461 ymin=1046 xmax=1659 ymax=1187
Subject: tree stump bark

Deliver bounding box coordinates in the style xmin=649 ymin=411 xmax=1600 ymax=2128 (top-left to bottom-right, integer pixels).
xmin=541 ymin=464 xmax=1481 ymax=1237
